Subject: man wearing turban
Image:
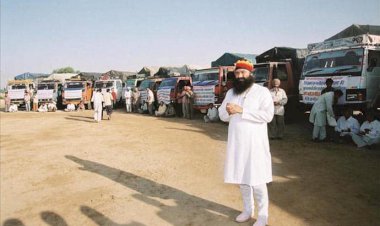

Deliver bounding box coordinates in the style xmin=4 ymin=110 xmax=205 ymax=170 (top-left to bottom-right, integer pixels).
xmin=219 ymin=59 xmax=274 ymax=226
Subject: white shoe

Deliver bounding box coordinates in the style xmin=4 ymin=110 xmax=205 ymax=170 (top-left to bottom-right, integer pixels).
xmin=253 ymin=216 xmax=267 ymax=226
xmin=235 ymin=212 xmax=252 ymax=223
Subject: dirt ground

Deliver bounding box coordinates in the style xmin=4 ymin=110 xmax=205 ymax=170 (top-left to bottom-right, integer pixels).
xmin=1 ymin=110 xmax=379 ymax=226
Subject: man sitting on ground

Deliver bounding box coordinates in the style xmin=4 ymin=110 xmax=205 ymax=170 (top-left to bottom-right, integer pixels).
xmin=351 ymin=111 xmax=380 ymax=149
xmin=333 ymin=108 xmax=360 ymax=142
xmin=155 ymin=101 xmax=167 ymax=117
xmin=204 ymin=103 xmax=219 ymax=123
xmin=65 ymin=103 xmax=76 ymax=112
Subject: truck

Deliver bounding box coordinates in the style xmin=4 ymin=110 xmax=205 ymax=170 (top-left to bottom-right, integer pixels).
xmin=299 ymin=33 xmax=380 ymax=112
xmin=62 ymin=78 xmax=93 ymax=108
xmin=138 ymin=77 xmax=164 ymax=110
xmin=6 ymin=80 xmax=35 ymax=106
xmin=191 ymin=66 xmax=236 ymax=113
xmin=37 ymin=79 xmax=61 ymax=104
xmin=125 ymin=74 xmax=145 ymax=89
xmin=157 ymin=76 xmax=192 ymax=116
xmin=94 ymin=78 xmax=123 ymax=106
xmin=255 ymin=47 xmax=308 ymax=121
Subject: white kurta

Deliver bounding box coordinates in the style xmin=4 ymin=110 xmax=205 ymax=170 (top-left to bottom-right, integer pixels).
xmin=219 ymin=84 xmax=274 ymax=186
xmin=335 ymin=116 xmax=360 ymax=135
xmin=309 ymin=92 xmax=334 ymax=126
xmin=269 ymin=87 xmax=288 ymax=116
xmin=92 ymin=92 xmax=104 ymax=121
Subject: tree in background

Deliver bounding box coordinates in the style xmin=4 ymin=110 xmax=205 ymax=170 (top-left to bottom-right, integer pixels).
xmin=53 ymin=67 xmax=80 ymax=74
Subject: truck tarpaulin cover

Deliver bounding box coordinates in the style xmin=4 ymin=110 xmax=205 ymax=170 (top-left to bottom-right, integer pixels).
xmin=14 ymin=73 xmax=49 ymax=80
xmin=325 ymin=24 xmax=380 ymax=41
xmin=211 ymin=53 xmax=257 ymax=67
xmin=256 ymin=47 xmax=308 ymax=80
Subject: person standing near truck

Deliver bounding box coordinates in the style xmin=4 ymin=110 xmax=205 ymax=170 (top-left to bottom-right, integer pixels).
xmin=124 ymin=87 xmax=132 ymax=113
xmin=111 ymin=88 xmax=117 ymax=108
xmin=33 ymin=93 xmax=39 ymax=112
xmin=132 ymin=87 xmax=140 ymax=113
xmin=309 ymin=89 xmax=343 ymax=142
xmin=104 ymin=89 xmax=114 ymax=120
xmin=4 ymin=92 xmax=11 ymax=112
xmin=146 ymin=88 xmax=154 ymax=115
xmin=218 ymin=59 xmax=274 ymax=226
xmin=268 ymin=79 xmax=288 ymax=139
xmin=321 ymin=78 xmax=335 ymax=95
xmin=24 ymin=90 xmax=31 ymax=112
xmin=91 ymin=89 xmax=104 ymax=122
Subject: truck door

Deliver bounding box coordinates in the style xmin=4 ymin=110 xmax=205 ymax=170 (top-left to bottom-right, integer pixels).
xmin=273 ymin=64 xmax=289 ymax=92
xmin=366 ymin=50 xmax=380 ymax=105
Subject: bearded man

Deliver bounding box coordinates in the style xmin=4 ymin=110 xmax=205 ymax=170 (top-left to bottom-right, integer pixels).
xmin=218 ymin=59 xmax=274 ymax=226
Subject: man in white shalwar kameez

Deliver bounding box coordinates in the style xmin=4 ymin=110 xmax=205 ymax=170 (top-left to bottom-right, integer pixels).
xmin=91 ymin=89 xmax=104 ymax=123
xmin=309 ymin=90 xmax=343 ymax=141
xmin=219 ymin=60 xmax=274 ymax=226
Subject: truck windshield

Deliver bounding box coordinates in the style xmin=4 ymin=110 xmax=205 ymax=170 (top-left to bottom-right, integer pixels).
xmin=95 ymin=81 xmax=113 ymax=88
xmin=253 ymin=66 xmax=269 ymax=82
xmin=192 ymin=72 xmax=219 ymax=82
xmin=139 ymin=80 xmax=153 ymax=90
xmin=159 ymin=78 xmax=177 ymax=88
xmin=66 ymin=82 xmax=84 ymax=89
xmin=38 ymin=84 xmax=55 ymax=90
xmin=126 ymin=80 xmax=136 ymax=87
xmin=303 ymin=48 xmax=363 ymax=77
xmin=11 ymin=84 xmax=26 ymax=89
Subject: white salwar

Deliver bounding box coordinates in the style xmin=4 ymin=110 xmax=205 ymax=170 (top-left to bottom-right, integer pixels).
xmin=92 ymin=92 xmax=104 ymax=122
xmin=219 ymin=84 xmax=274 ymax=225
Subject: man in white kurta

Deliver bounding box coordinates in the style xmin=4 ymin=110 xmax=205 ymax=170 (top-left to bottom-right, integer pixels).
xmin=352 ymin=112 xmax=380 ymax=148
xmin=334 ymin=108 xmax=360 ymax=142
xmin=91 ymin=89 xmax=104 ymax=122
xmin=124 ymin=88 xmax=132 ymax=113
xmin=219 ymin=60 xmax=274 ymax=226
xmin=309 ymin=90 xmax=343 ymax=141
xmin=268 ymin=79 xmax=288 ymax=139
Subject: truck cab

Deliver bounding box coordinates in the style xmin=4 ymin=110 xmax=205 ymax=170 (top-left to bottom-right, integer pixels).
xmin=94 ymin=79 xmax=123 ymax=105
xmin=299 ymin=34 xmax=380 ymax=112
xmin=7 ymin=80 xmax=35 ymax=106
xmin=138 ymin=77 xmax=163 ymax=106
xmin=157 ymin=76 xmax=192 ymax=116
xmin=37 ymin=80 xmax=60 ymax=104
xmin=191 ymin=66 xmax=235 ymax=113
xmin=63 ymin=79 xmax=93 ymax=107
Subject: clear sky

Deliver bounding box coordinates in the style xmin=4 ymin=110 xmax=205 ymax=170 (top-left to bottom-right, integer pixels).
xmin=1 ymin=0 xmax=379 ymax=87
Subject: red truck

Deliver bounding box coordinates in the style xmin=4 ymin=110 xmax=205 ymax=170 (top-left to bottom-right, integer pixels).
xmin=191 ymin=66 xmax=235 ymax=113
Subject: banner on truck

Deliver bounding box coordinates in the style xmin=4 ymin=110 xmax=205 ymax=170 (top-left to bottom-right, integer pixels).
xmin=302 ymin=76 xmax=347 ymax=104
xmin=8 ymin=89 xmax=25 ymax=100
xmin=140 ymin=90 xmax=148 ymax=104
xmin=37 ymin=90 xmax=54 ymax=99
xmin=193 ymin=86 xmax=215 ymax=105
xmin=65 ymin=89 xmax=82 ymax=99
xmin=157 ymin=88 xmax=171 ymax=104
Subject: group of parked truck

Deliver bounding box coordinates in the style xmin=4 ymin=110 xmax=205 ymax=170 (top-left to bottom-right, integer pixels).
xmin=6 ymin=25 xmax=380 ymax=117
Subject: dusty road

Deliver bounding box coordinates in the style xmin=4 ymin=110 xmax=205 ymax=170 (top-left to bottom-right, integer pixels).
xmin=1 ymin=110 xmax=379 ymax=226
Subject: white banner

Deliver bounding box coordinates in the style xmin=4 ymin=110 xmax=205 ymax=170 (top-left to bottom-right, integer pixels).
xmin=193 ymin=85 xmax=215 ymax=105
xmin=157 ymin=88 xmax=171 ymax=104
xmin=65 ymin=89 xmax=82 ymax=99
xmin=8 ymin=89 xmax=25 ymax=100
xmin=302 ymin=76 xmax=347 ymax=104
xmin=140 ymin=90 xmax=148 ymax=104
xmin=37 ymin=90 xmax=54 ymax=99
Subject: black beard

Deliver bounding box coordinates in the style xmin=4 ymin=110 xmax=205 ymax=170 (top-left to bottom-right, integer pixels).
xmin=233 ymin=76 xmax=254 ymax=95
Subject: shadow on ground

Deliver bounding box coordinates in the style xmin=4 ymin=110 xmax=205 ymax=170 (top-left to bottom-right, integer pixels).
xmin=65 ymin=155 xmax=240 ymax=226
